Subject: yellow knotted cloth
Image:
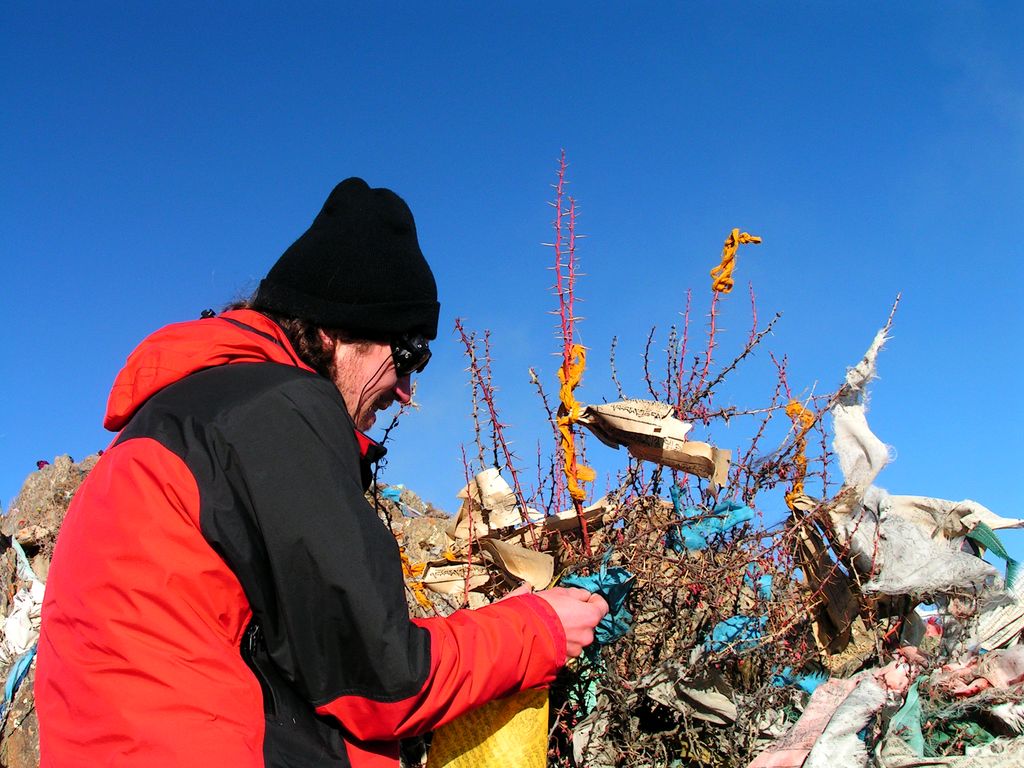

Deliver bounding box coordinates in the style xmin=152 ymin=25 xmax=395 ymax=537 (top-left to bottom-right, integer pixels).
xmin=783 ymin=399 xmax=815 ymax=512
xmin=399 ymin=548 xmax=433 ymax=613
xmin=556 ymin=344 xmax=596 ymax=502
xmin=426 ymin=688 xmax=549 ymax=768
xmin=710 ymin=228 xmax=762 ymax=293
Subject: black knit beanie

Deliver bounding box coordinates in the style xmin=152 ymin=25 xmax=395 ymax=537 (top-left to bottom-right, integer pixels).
xmin=254 ymin=178 xmax=440 ymax=339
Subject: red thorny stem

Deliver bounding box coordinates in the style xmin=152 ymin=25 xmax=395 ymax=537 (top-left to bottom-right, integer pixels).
xmin=567 ymin=196 xmax=579 ymax=355
xmin=551 ymin=151 xmax=591 ymax=553
xmin=552 ymin=151 xmax=570 ymax=368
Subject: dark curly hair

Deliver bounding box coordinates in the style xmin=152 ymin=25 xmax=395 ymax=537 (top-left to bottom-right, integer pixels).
xmin=224 ymin=298 xmax=377 ymax=380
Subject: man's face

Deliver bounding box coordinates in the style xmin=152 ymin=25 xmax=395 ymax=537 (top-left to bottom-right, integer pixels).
xmin=329 ymin=339 xmax=412 ymax=431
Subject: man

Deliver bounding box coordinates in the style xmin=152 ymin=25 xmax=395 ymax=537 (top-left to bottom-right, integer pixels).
xmin=37 ymin=178 xmax=608 ymax=767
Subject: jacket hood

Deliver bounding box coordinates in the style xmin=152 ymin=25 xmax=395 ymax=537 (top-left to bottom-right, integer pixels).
xmin=104 ymin=309 xmax=315 ymax=431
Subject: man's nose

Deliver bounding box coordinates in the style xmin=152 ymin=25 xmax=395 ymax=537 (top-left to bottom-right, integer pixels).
xmin=394 ymin=375 xmax=412 ymax=405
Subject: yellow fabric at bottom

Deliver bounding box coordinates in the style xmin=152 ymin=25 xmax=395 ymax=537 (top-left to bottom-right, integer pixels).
xmin=426 ymin=688 xmax=549 ymax=768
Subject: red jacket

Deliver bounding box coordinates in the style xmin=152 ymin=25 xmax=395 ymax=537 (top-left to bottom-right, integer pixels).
xmin=37 ymin=310 xmax=565 ymax=767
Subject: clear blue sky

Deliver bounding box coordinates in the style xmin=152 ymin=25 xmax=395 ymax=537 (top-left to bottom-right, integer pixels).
xmin=3 ymin=4 xmax=1022 ymax=560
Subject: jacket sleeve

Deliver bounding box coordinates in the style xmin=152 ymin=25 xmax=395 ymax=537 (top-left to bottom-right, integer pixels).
xmin=318 ymin=595 xmax=565 ymax=740
xmin=202 ymin=374 xmax=566 ymax=742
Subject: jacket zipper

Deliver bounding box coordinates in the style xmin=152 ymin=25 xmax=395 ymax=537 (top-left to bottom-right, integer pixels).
xmin=241 ymin=620 xmax=279 ymax=718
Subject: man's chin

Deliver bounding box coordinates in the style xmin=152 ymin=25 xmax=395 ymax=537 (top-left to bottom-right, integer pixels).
xmin=359 ymin=401 xmax=394 ymax=431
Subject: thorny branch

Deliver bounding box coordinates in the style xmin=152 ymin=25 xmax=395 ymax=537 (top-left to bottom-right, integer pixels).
xmin=609 ymin=336 xmax=626 ymax=400
xmin=447 ymin=169 xmax=928 ymax=768
xmin=684 ymin=312 xmax=782 ymax=412
xmin=454 ymin=317 xmax=538 ymax=547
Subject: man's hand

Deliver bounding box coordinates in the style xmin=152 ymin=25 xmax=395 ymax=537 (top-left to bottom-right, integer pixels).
xmin=535 ymin=587 xmax=610 ymax=658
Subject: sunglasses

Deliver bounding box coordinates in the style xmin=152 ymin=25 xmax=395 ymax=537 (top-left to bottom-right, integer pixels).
xmin=391 ymin=334 xmax=431 ymax=377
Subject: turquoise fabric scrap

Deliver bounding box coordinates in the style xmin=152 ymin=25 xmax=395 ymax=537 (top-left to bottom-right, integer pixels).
xmin=708 ymin=500 xmax=755 ymax=532
xmin=771 ymin=666 xmax=828 ymax=695
xmin=380 ymin=487 xmax=403 ymax=503
xmin=706 ymin=615 xmax=767 ymax=653
xmin=11 ymin=538 xmax=38 ymax=582
xmin=0 ymin=644 xmax=37 ymax=720
xmin=667 ymin=486 xmax=754 ymax=553
xmin=561 ymin=551 xmax=636 ymax=646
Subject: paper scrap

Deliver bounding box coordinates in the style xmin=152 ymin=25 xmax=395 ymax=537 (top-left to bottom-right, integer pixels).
xmin=479 ymin=538 xmax=555 ymax=591
xmin=421 ymin=562 xmax=490 ymax=595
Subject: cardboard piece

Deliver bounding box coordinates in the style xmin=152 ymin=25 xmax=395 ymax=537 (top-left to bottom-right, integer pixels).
xmin=450 ymin=468 xmax=537 ymax=540
xmin=458 ymin=468 xmax=520 ymax=525
xmin=499 ymin=497 xmax=612 ymax=551
xmin=541 ymin=496 xmax=611 ymax=534
xmin=448 ymin=499 xmax=489 ymax=542
xmin=479 ymin=538 xmax=555 ymax=591
xmin=791 ymin=518 xmax=860 ymax=656
xmin=421 ymin=562 xmax=490 ymax=595
xmin=577 ymin=400 xmax=731 ymax=484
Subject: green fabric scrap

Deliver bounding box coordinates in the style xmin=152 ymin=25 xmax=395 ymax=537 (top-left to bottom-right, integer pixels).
xmin=966 ymin=521 xmax=1019 ymax=586
xmin=924 ymin=719 xmax=995 ymax=757
xmin=889 ymin=681 xmax=924 ymax=756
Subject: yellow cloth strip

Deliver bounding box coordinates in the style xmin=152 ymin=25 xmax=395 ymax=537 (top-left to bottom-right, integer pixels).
xmin=710 ymin=228 xmax=762 ymax=293
xmin=784 ymin=399 xmax=815 ymax=512
xmin=556 ymin=344 xmax=596 ymax=502
xmin=400 ymin=548 xmax=433 ymax=612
